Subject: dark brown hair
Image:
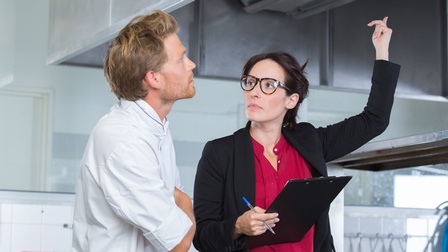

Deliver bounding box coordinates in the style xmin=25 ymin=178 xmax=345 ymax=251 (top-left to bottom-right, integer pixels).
xmin=242 ymin=51 xmax=309 ymax=129
xmin=104 ymin=10 xmax=179 ymax=100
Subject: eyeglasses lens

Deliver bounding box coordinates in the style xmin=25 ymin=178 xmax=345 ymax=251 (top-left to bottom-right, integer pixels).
xmin=241 ymin=76 xmax=278 ymax=94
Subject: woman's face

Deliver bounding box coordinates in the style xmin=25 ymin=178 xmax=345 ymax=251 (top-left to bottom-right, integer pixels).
xmin=244 ymin=59 xmax=296 ymax=127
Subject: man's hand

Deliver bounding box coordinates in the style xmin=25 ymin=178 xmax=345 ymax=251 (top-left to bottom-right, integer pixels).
xmin=171 ymin=187 xmax=196 ymax=252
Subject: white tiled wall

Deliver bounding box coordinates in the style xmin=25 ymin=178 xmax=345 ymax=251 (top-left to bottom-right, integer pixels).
xmin=3 ymin=191 xmax=446 ymax=252
xmin=0 ymin=190 xmax=200 ymax=252
xmin=344 ymin=206 xmax=446 ymax=252
xmin=0 ymin=191 xmax=74 ymax=252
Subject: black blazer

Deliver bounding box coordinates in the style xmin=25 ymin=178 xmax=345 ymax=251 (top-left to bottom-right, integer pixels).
xmin=193 ymin=60 xmax=401 ymax=252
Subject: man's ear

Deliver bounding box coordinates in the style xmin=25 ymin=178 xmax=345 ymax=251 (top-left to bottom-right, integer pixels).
xmin=143 ymin=71 xmax=161 ymax=89
xmin=286 ymin=94 xmax=299 ymax=109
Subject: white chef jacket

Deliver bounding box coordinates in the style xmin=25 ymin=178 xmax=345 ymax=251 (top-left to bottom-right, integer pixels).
xmin=72 ymin=99 xmax=192 ymax=252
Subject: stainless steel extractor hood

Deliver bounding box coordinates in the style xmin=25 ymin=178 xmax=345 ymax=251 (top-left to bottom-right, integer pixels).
xmin=46 ymin=0 xmax=358 ymax=69
xmin=240 ymin=0 xmax=357 ymax=19
xmin=331 ymin=130 xmax=448 ymax=171
xmin=47 ymin=0 xmax=194 ymax=66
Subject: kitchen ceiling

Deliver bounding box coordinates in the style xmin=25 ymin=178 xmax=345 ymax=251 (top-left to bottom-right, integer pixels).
xmin=46 ymin=0 xmax=357 ymax=69
xmin=47 ymin=0 xmax=447 ymax=97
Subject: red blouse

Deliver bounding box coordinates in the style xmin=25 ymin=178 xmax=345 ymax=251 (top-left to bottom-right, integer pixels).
xmin=251 ymin=134 xmax=314 ymax=252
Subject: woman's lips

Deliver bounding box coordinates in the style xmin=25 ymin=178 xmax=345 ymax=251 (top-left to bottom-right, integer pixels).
xmin=248 ymin=103 xmax=261 ymax=110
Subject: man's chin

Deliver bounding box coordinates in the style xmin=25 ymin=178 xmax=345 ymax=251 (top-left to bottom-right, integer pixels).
xmin=187 ymin=87 xmax=196 ymax=98
xmin=179 ymin=89 xmax=196 ymax=100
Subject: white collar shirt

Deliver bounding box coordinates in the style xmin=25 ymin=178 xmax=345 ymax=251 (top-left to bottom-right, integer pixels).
xmin=72 ymin=99 xmax=192 ymax=252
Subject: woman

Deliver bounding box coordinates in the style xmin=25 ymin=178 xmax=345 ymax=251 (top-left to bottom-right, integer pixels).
xmin=193 ymin=17 xmax=400 ymax=251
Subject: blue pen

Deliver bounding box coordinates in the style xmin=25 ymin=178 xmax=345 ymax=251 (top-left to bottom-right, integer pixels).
xmin=242 ymin=197 xmax=275 ymax=234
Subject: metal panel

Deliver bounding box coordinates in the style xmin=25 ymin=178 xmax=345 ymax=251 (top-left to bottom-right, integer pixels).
xmin=50 ymin=0 xmax=448 ymax=97
xmin=60 ymin=2 xmax=196 ymax=68
xmin=241 ymin=0 xmax=356 ymax=20
xmin=47 ymin=0 xmax=194 ymax=65
xmin=332 ymin=0 xmax=444 ymax=95
xmin=200 ymin=0 xmax=324 ymax=84
xmin=331 ymin=130 xmax=448 ymax=171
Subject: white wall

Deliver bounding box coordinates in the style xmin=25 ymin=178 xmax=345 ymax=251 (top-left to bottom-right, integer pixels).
xmin=307 ymin=87 xmax=448 ymax=142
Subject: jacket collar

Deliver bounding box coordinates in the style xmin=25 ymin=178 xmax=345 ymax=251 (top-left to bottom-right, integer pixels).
xmin=233 ymin=122 xmax=328 ymax=213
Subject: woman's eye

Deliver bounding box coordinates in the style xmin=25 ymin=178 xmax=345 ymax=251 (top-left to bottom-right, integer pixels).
xmin=246 ymin=80 xmax=256 ymax=86
xmin=265 ymin=81 xmax=276 ymax=89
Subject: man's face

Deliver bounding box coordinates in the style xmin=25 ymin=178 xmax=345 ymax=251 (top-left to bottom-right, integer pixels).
xmin=158 ymin=33 xmax=196 ymax=103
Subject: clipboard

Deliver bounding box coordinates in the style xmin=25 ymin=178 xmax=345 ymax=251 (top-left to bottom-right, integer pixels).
xmin=245 ymin=176 xmax=352 ymax=248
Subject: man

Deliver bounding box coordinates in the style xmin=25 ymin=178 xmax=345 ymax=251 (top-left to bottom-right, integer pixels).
xmin=72 ymin=10 xmax=196 ymax=252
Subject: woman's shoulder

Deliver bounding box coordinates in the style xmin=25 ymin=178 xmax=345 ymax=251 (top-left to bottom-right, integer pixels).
xmin=209 ymin=128 xmax=248 ymax=143
xmin=297 ymin=121 xmax=315 ymax=129
xmin=207 ymin=134 xmax=234 ymax=145
xmin=282 ymin=122 xmax=319 ymax=139
xmin=288 ymin=122 xmax=317 ymax=133
xmin=202 ymin=128 xmax=250 ymax=151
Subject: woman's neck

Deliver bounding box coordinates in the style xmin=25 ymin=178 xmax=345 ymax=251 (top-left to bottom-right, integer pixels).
xmin=250 ymin=123 xmax=283 ymax=171
xmin=250 ymin=123 xmax=282 ymax=150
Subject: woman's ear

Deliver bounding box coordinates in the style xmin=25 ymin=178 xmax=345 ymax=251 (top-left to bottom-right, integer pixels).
xmin=286 ymin=94 xmax=299 ymax=109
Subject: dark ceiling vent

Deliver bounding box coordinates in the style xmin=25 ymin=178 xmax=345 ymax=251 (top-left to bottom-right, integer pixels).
xmin=240 ymin=0 xmax=357 ymax=19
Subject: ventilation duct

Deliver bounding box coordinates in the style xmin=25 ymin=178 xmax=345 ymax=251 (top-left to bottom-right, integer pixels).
xmin=240 ymin=0 xmax=356 ymax=19
xmin=47 ymin=0 xmax=194 ymax=66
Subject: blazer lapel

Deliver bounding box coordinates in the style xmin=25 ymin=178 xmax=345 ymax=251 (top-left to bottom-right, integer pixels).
xmin=282 ymin=127 xmax=328 ymax=177
xmin=233 ymin=125 xmax=256 ymax=214
xmin=232 ymin=123 xmax=329 ymax=215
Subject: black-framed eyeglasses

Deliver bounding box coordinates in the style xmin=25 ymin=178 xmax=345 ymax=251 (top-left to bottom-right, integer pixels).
xmin=240 ymin=75 xmax=293 ymax=95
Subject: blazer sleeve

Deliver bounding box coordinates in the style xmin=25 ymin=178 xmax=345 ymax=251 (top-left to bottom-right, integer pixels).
xmin=193 ymin=139 xmax=246 ymax=252
xmin=316 ymin=60 xmax=400 ymax=162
